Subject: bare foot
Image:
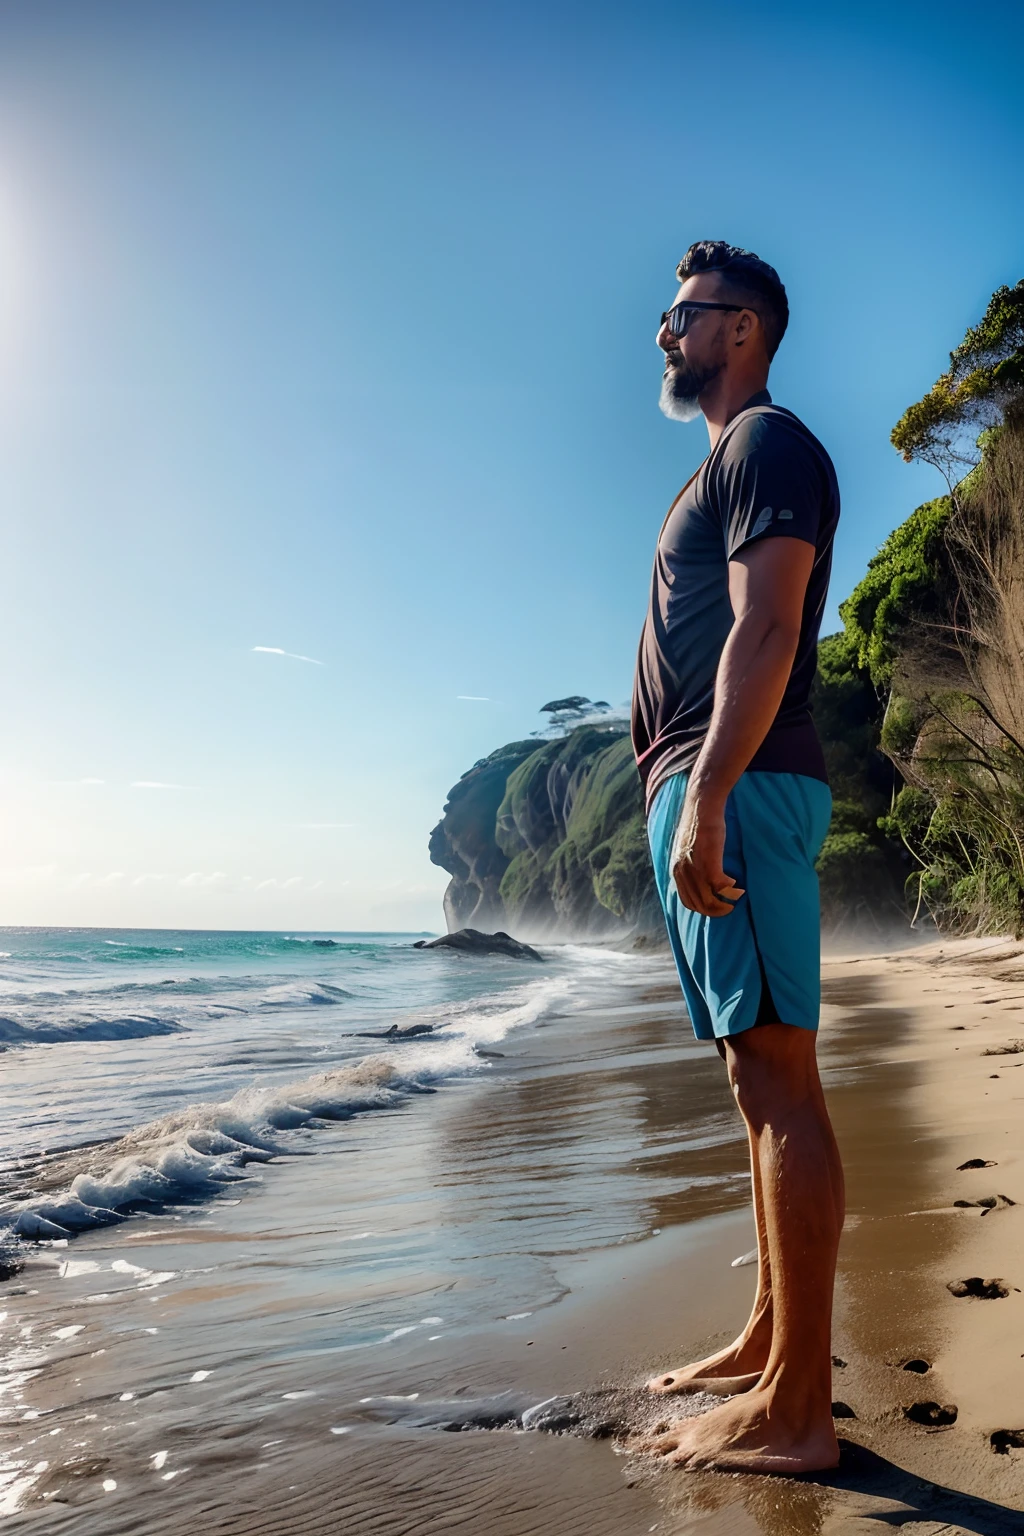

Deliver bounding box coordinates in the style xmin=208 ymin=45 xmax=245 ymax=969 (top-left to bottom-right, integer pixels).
xmin=630 ymin=1386 xmax=840 ymax=1474
xmin=647 ymin=1367 xmax=760 ymax=1397
xmin=646 ymin=1331 xmax=769 ymax=1396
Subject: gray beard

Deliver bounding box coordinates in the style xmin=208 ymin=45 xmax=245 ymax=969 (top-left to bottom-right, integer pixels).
xmin=659 ymin=356 xmax=721 ymax=423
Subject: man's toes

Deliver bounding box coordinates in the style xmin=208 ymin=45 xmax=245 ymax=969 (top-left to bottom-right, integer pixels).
xmin=631 ymin=1427 xmax=680 ymax=1456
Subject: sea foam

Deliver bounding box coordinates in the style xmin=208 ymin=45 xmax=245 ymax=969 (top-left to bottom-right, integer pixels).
xmin=0 ymin=973 xmax=570 ymax=1246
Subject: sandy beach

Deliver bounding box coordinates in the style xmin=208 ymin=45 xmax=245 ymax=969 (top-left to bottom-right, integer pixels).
xmin=2 ymin=935 xmax=1023 ymax=1535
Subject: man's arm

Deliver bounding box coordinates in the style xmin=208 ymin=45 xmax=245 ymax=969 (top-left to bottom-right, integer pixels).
xmin=671 ymin=537 xmax=815 ymax=917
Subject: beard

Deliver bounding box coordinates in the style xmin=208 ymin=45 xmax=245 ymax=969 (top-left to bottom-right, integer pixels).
xmin=658 ymin=352 xmax=722 ymax=423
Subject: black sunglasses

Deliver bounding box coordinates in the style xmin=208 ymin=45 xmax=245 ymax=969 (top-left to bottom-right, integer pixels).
xmin=660 ymin=299 xmax=744 ymax=338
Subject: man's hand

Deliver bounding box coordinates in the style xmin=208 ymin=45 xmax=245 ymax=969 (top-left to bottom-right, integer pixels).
xmin=671 ymin=785 xmax=745 ymax=917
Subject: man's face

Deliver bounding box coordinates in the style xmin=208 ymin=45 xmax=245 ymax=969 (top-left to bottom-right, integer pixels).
xmin=657 ymin=272 xmax=735 ymax=423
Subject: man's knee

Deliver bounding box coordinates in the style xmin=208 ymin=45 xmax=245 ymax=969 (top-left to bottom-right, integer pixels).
xmin=724 ymin=1023 xmax=817 ymax=1128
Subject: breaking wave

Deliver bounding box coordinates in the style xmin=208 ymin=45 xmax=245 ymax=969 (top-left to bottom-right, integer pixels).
xmin=0 ymin=974 xmax=570 ymax=1244
xmin=0 ymin=1015 xmax=185 ymax=1048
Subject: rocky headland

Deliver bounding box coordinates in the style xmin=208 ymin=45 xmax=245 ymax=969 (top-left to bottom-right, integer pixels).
xmin=428 ymin=723 xmax=662 ymax=942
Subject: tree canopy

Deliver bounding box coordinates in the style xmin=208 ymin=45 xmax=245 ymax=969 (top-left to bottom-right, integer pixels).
xmin=891 ymin=280 xmax=1024 ymax=481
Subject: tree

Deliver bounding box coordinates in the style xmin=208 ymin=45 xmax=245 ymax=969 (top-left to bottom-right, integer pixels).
xmin=535 ymin=696 xmax=612 ymax=736
xmin=891 ymin=280 xmax=1024 ymax=483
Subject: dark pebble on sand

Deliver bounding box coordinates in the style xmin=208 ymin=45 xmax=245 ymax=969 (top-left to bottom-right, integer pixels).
xmin=831 ymin=1401 xmax=857 ymax=1418
xmin=991 ymin=1429 xmax=1024 ymax=1454
xmin=957 ymin=1158 xmax=996 ymax=1170
xmin=831 ymin=1356 xmax=847 ymax=1368
xmin=902 ymin=1359 xmax=930 ymax=1373
xmin=947 ymin=1276 xmax=1010 ymax=1299
xmin=904 ymin=1401 xmax=957 ymax=1426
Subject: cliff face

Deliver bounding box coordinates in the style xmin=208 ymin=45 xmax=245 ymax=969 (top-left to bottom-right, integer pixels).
xmin=429 ymin=724 xmax=660 ymax=939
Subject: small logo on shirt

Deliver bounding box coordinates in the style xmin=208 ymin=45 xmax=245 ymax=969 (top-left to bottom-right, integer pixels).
xmin=751 ymin=506 xmax=774 ymax=535
xmin=778 ymin=509 xmax=794 ymax=520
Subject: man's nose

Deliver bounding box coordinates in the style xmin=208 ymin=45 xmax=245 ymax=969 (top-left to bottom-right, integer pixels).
xmin=657 ymin=319 xmax=676 ymax=352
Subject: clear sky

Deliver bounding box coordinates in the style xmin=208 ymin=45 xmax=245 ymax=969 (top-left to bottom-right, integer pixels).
xmin=0 ymin=0 xmax=1021 ymax=931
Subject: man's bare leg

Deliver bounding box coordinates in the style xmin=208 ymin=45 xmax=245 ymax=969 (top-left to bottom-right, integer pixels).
xmin=635 ymin=1023 xmax=843 ymax=1473
xmin=647 ymin=1119 xmax=773 ymax=1395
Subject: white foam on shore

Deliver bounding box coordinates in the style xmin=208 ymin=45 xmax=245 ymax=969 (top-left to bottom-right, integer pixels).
xmin=0 ymin=973 xmax=572 ymax=1247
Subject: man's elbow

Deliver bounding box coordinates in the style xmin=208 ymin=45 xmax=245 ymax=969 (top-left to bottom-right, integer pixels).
xmin=736 ymin=610 xmax=802 ymax=653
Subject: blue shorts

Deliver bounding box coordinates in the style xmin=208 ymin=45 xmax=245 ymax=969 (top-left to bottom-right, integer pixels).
xmin=647 ymin=770 xmax=832 ymax=1040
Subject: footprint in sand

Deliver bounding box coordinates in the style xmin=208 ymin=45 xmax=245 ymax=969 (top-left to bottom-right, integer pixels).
xmin=991 ymin=1429 xmax=1024 ymax=1455
xmin=905 ymin=1401 xmax=957 ymax=1426
xmin=957 ymin=1157 xmax=996 ymax=1170
xmin=902 ymin=1359 xmax=930 ymax=1374
xmin=947 ymin=1277 xmax=1010 ymax=1299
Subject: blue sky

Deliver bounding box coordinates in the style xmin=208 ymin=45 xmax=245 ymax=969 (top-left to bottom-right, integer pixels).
xmin=0 ymin=0 xmax=1021 ymax=929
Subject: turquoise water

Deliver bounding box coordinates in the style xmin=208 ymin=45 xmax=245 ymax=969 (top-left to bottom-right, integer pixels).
xmin=0 ymin=927 xmax=617 ymax=1240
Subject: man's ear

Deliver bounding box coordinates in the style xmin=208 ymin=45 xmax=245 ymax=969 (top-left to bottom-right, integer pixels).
xmin=732 ymin=309 xmax=759 ymax=349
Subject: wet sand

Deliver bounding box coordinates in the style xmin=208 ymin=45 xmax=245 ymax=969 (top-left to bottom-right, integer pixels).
xmin=2 ymin=938 xmax=1023 ymax=1534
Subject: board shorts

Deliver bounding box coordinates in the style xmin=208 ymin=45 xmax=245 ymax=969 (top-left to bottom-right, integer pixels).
xmin=647 ymin=770 xmax=832 ymax=1040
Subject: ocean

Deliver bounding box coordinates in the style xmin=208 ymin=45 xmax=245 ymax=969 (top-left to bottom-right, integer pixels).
xmin=0 ymin=927 xmax=582 ymax=1243
xmin=0 ymin=927 xmax=750 ymax=1527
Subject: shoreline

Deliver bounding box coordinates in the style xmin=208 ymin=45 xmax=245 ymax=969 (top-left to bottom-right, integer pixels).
xmin=1 ymin=938 xmax=1022 ymax=1533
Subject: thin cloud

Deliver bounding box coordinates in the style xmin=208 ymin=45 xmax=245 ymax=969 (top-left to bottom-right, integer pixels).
xmin=178 ymin=872 xmax=227 ymax=887
xmin=457 ymin=695 xmax=490 ymax=701
xmin=252 ymin=646 xmax=325 ymax=666
xmin=132 ymin=873 xmax=166 ymax=886
xmin=46 ymin=777 xmax=105 ymax=786
xmin=130 ymin=781 xmax=193 ymax=790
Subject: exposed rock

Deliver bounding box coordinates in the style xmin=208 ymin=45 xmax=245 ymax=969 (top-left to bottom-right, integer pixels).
xmin=355 ymin=1023 xmax=437 ymax=1039
xmin=413 ymin=929 xmax=544 ymax=962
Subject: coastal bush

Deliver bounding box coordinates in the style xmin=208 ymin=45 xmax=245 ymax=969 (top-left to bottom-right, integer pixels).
xmin=867 ymin=281 xmax=1024 ymax=935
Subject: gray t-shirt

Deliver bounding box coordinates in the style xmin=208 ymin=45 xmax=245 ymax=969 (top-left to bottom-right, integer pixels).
xmin=631 ymin=391 xmax=840 ymax=810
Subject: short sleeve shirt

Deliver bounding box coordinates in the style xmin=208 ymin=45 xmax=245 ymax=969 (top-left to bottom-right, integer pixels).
xmin=631 ymin=391 xmax=840 ymax=810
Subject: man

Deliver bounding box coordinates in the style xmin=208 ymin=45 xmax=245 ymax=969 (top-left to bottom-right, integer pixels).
xmin=631 ymin=241 xmax=843 ymax=1474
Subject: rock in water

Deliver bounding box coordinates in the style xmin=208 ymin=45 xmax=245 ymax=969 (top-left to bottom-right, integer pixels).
xmin=355 ymin=1023 xmax=436 ymax=1040
xmin=413 ymin=928 xmax=544 ymax=962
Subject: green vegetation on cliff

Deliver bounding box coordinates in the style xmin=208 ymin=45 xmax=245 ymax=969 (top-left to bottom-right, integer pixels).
xmin=836 ymin=279 xmax=1024 ymax=934
xmin=497 ymin=728 xmax=657 ymax=934
xmin=430 ymin=719 xmax=658 ymax=939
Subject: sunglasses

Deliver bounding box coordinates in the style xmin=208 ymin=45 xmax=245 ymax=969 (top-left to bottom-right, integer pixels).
xmin=660 ymin=299 xmax=744 ymax=338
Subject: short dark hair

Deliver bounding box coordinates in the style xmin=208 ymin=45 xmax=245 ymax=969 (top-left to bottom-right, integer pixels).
xmin=676 ymin=241 xmax=789 ymax=360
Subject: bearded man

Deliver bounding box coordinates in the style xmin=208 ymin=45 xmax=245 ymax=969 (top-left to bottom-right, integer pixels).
xmin=631 ymin=240 xmax=843 ymax=1474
